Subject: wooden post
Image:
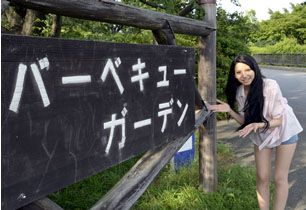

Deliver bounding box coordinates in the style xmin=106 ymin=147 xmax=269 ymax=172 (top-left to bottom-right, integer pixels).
xmin=152 ymin=20 xmax=177 ymax=46
xmin=198 ymin=0 xmax=217 ymax=192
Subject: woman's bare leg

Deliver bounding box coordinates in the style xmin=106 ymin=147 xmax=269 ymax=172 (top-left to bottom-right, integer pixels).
xmin=273 ymin=143 xmax=296 ymax=210
xmin=254 ymin=145 xmax=273 ymax=210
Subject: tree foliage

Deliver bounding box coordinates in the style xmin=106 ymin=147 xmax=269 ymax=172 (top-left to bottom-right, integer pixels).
xmin=250 ymin=37 xmax=306 ymax=53
xmin=215 ymin=7 xmax=252 ymax=105
xmin=250 ymin=2 xmax=306 ymax=53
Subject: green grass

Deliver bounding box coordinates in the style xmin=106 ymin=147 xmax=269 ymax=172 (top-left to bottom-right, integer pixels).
xmin=48 ymin=155 xmax=142 ymax=209
xmin=48 ymin=139 xmax=273 ymax=210
xmin=132 ymin=143 xmax=259 ymax=210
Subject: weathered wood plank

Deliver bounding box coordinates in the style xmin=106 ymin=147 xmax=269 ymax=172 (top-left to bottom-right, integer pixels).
xmin=90 ymin=108 xmax=212 ymax=210
xmin=1 ymin=34 xmax=195 ymax=210
xmin=8 ymin=0 xmax=215 ymax=36
xmin=18 ymin=197 xmax=63 ymax=210
xmin=152 ymin=20 xmax=177 ymax=46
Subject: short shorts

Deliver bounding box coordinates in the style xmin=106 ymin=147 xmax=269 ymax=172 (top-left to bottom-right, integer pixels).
xmin=281 ymin=135 xmax=299 ymax=145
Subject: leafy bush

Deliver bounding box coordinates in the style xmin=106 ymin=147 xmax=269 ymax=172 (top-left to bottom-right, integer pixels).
xmin=250 ymin=37 xmax=306 ymax=53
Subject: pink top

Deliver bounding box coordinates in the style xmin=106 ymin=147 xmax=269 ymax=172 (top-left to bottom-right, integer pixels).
xmin=236 ymin=78 xmax=303 ymax=150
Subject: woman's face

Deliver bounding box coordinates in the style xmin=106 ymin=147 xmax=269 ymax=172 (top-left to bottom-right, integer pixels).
xmin=234 ymin=62 xmax=255 ymax=86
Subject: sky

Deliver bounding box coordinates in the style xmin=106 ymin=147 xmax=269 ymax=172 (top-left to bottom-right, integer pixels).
xmin=218 ymin=0 xmax=305 ymax=21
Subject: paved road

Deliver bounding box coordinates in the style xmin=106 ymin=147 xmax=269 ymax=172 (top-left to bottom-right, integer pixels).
xmin=217 ymin=67 xmax=306 ymax=210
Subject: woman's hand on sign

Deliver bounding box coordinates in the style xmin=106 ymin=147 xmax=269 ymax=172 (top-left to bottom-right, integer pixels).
xmin=208 ymin=99 xmax=232 ymax=113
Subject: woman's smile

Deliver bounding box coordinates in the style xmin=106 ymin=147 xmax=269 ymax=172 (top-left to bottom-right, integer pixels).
xmin=234 ymin=62 xmax=255 ymax=86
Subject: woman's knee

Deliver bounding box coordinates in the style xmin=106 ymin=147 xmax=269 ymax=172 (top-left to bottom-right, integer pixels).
xmin=273 ymin=173 xmax=288 ymax=187
xmin=257 ymin=171 xmax=270 ymax=185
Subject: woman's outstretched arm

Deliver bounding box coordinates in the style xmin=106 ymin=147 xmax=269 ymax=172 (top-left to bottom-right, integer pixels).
xmin=208 ymin=99 xmax=245 ymax=125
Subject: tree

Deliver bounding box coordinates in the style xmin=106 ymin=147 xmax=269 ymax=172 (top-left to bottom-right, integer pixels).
xmin=252 ymin=3 xmax=306 ymax=45
xmin=2 ymin=6 xmax=61 ymax=37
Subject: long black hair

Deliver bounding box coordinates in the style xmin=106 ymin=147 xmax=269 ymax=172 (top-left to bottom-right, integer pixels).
xmin=225 ymin=54 xmax=269 ymax=131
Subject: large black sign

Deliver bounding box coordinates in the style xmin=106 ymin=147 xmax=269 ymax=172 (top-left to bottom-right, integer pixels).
xmin=1 ymin=34 xmax=195 ymax=210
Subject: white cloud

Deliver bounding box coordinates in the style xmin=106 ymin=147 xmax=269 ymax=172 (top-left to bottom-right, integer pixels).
xmin=218 ymin=0 xmax=304 ymax=21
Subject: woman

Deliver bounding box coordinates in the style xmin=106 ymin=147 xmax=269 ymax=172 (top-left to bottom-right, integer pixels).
xmin=208 ymin=54 xmax=303 ymax=210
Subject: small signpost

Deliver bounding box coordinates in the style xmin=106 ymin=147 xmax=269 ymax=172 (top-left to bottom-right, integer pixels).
xmin=1 ymin=34 xmax=195 ymax=210
xmin=172 ymin=133 xmax=195 ymax=173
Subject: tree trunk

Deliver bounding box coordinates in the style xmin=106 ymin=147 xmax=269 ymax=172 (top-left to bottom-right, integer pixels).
xmin=5 ymin=6 xmax=24 ymax=34
xmin=21 ymin=9 xmax=46 ymax=35
xmin=50 ymin=14 xmax=62 ymax=37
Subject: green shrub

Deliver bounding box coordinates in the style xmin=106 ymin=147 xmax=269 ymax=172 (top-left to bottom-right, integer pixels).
xmin=250 ymin=37 xmax=306 ymax=53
